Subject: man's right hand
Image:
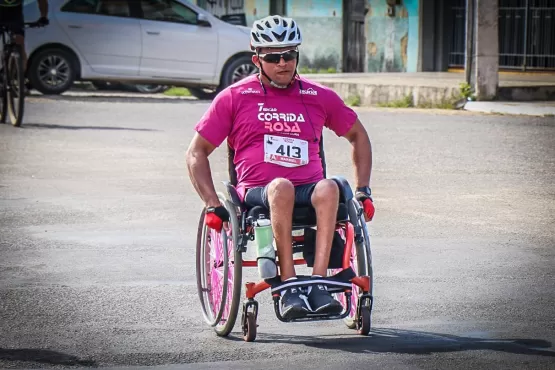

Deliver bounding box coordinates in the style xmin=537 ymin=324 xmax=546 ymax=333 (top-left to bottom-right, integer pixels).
xmin=205 ymin=205 xmax=230 ymax=232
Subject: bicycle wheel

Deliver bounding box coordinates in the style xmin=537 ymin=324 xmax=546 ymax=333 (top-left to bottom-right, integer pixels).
xmin=6 ymin=45 xmax=25 ymax=127
xmin=0 ymin=62 xmax=7 ymax=123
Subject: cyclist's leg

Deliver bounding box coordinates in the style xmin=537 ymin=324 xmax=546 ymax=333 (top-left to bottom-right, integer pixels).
xmin=11 ymin=14 xmax=27 ymax=76
xmin=13 ymin=34 xmax=26 ymax=72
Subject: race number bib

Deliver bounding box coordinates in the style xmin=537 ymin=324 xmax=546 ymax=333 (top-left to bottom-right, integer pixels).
xmin=264 ymin=135 xmax=309 ymax=168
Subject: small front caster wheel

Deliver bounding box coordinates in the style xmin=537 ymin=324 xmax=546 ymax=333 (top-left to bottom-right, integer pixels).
xmin=243 ymin=312 xmax=257 ymax=342
xmin=357 ymin=307 xmax=371 ymax=336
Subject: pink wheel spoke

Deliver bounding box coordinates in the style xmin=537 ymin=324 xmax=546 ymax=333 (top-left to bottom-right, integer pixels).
xmin=205 ymin=226 xmax=236 ymax=326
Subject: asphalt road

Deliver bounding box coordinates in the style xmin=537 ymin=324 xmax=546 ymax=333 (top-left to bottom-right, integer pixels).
xmin=1 ymin=97 xmax=554 ymax=369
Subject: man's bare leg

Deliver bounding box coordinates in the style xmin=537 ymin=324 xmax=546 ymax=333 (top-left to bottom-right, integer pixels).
xmin=306 ymin=179 xmax=342 ymax=314
xmin=266 ymin=177 xmax=296 ymax=281
xmin=311 ymin=179 xmax=340 ymax=277
xmin=267 ymin=178 xmax=311 ymax=319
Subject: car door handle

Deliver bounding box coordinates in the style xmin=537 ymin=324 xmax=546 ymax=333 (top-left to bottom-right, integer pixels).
xmin=68 ymin=25 xmax=82 ymax=29
xmin=146 ymin=31 xmax=160 ymax=35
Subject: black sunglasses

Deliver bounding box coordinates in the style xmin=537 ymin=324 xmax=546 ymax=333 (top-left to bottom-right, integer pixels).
xmin=258 ymin=49 xmax=299 ymax=63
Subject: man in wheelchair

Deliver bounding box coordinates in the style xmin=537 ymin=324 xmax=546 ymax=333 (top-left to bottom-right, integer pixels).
xmin=186 ymin=15 xmax=375 ymax=321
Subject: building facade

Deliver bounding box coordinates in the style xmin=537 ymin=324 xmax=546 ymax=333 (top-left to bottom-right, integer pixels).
xmin=194 ymin=0 xmax=555 ymax=74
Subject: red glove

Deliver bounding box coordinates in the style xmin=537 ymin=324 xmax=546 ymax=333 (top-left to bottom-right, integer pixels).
xmin=355 ymin=192 xmax=375 ymax=221
xmin=205 ymin=205 xmax=230 ymax=232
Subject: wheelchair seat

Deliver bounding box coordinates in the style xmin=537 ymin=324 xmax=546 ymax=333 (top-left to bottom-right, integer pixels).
xmin=244 ymin=196 xmax=350 ymax=227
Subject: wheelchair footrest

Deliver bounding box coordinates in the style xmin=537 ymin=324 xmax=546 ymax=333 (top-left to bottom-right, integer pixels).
xmin=265 ymin=267 xmax=357 ymax=295
xmin=275 ymin=310 xmax=349 ymax=323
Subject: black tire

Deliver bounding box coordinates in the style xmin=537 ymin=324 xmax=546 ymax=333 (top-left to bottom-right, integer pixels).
xmin=220 ymin=54 xmax=257 ymax=88
xmin=188 ymin=55 xmax=256 ymax=100
xmin=6 ymin=45 xmax=25 ymax=127
xmin=188 ymin=87 xmax=218 ymax=100
xmin=0 ymin=64 xmax=7 ymax=124
xmin=134 ymin=84 xmax=169 ymax=94
xmin=28 ymin=48 xmax=77 ymax=95
xmin=357 ymin=306 xmax=371 ymax=336
xmin=243 ymin=312 xmax=257 ymax=342
xmin=91 ymin=81 xmax=122 ymax=91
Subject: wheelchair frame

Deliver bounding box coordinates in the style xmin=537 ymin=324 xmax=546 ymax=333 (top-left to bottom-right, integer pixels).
xmin=195 ymin=139 xmax=374 ymax=342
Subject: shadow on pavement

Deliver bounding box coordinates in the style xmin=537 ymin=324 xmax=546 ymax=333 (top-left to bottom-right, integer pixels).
xmin=21 ymin=123 xmax=159 ymax=131
xmin=228 ymin=328 xmax=555 ymax=357
xmin=0 ymin=348 xmax=97 ymax=367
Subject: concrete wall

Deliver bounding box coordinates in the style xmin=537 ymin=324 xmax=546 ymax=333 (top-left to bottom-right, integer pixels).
xmin=365 ymin=0 xmax=420 ymax=72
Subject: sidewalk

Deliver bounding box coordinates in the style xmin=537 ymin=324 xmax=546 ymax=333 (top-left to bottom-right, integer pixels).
xmin=463 ymin=101 xmax=555 ymax=116
xmin=308 ymin=72 xmax=555 ymax=108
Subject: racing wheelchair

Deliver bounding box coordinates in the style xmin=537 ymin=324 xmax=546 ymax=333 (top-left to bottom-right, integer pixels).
xmin=195 ymin=138 xmax=374 ymax=342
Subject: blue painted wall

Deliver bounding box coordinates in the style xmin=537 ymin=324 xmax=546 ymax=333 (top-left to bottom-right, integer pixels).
xmin=241 ymin=0 xmax=343 ymax=71
xmin=365 ymin=0 xmax=420 ymax=72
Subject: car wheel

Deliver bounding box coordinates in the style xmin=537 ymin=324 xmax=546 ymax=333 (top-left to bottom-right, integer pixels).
xmin=220 ymin=54 xmax=257 ymax=89
xmin=134 ymin=84 xmax=169 ymax=94
xmin=91 ymin=81 xmax=123 ymax=91
xmin=28 ymin=48 xmax=77 ymax=95
xmin=188 ymin=87 xmax=218 ymax=100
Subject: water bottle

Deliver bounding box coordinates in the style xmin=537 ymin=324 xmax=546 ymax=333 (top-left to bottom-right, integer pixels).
xmin=254 ymin=216 xmax=277 ymax=279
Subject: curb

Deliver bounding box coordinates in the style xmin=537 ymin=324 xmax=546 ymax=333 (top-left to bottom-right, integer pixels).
xmin=463 ymin=101 xmax=555 ymax=117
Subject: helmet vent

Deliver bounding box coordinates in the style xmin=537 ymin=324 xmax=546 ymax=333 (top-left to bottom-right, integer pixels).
xmin=272 ymin=30 xmax=287 ymax=42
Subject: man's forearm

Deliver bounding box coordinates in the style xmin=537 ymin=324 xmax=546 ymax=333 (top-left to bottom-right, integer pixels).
xmin=37 ymin=0 xmax=48 ymax=17
xmin=186 ymin=151 xmax=220 ymax=208
xmin=352 ymin=134 xmax=372 ymax=188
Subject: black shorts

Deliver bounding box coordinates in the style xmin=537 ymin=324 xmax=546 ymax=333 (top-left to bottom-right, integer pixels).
xmin=0 ymin=7 xmax=24 ymax=36
xmin=244 ymin=182 xmax=318 ymax=209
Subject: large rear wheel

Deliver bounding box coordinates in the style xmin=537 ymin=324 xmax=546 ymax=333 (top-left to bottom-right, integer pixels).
xmin=196 ymin=195 xmax=243 ymax=336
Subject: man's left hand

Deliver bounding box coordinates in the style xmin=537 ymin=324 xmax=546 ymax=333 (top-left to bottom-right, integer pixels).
xmin=355 ymin=191 xmax=375 ymax=222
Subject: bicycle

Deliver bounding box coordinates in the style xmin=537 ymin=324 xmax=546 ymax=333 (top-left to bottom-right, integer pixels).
xmin=0 ymin=20 xmax=45 ymax=127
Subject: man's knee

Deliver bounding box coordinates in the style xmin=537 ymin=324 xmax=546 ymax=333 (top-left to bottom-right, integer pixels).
xmin=311 ymin=179 xmax=339 ymax=205
xmin=267 ymin=178 xmax=295 ymax=202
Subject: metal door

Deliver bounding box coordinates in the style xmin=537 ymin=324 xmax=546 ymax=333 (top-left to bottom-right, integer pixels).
xmin=342 ymin=0 xmax=366 ymax=72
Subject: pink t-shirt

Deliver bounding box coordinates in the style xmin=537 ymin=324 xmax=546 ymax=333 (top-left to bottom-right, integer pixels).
xmin=194 ymin=75 xmax=358 ymax=199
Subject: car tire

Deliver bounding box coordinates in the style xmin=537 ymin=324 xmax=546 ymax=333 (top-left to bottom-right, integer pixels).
xmin=188 ymin=87 xmax=218 ymax=100
xmin=91 ymin=81 xmax=122 ymax=91
xmin=188 ymin=55 xmax=256 ymax=100
xmin=28 ymin=48 xmax=77 ymax=95
xmin=134 ymin=84 xmax=169 ymax=94
xmin=220 ymin=54 xmax=257 ymax=89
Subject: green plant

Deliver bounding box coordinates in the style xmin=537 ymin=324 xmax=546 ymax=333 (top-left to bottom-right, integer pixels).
xmin=164 ymin=87 xmax=191 ymax=97
xmin=459 ymin=82 xmax=476 ymax=101
xmin=377 ymin=94 xmax=414 ymax=108
xmin=345 ymin=94 xmax=361 ymax=107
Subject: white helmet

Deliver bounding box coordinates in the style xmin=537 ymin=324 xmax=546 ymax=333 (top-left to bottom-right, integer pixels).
xmin=250 ymin=15 xmax=302 ymax=50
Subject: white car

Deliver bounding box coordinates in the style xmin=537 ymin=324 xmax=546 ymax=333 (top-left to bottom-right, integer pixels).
xmin=23 ymin=0 xmax=257 ymax=98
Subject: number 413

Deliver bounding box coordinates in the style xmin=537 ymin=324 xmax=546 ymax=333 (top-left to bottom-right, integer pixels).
xmin=276 ymin=144 xmax=301 ymax=158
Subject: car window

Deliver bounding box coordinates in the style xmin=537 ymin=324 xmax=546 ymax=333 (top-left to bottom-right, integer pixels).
xmin=140 ymin=0 xmax=198 ymax=25
xmin=61 ymin=0 xmax=131 ymax=17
